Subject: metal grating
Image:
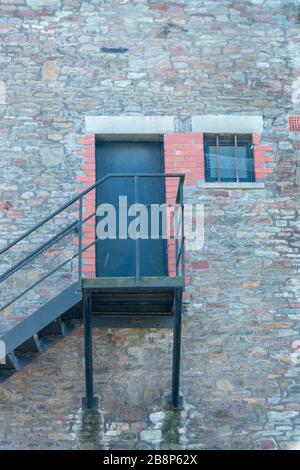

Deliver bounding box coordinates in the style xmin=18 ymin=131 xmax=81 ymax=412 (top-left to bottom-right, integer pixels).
xmin=288 ymin=115 xmax=300 ymax=132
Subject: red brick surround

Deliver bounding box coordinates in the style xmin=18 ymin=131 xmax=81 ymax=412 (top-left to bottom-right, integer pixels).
xmin=252 ymin=134 xmax=273 ymax=180
xmin=164 ymin=133 xmax=205 ymax=185
xmin=75 ymin=132 xmax=271 ymax=279
xmin=164 ymin=133 xmax=204 ymax=282
xmin=76 ymin=134 xmax=96 ymax=278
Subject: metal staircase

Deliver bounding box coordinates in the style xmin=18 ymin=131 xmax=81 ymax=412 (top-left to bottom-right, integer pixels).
xmin=0 ymin=173 xmax=185 ymax=409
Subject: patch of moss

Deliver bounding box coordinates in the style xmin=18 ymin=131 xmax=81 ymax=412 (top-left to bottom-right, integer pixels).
xmin=78 ymin=409 xmax=104 ymax=450
xmin=127 ymin=328 xmax=148 ymax=346
xmin=162 ymin=410 xmax=181 ymax=444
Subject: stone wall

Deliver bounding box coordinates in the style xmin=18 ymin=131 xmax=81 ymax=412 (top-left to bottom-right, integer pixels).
xmin=0 ymin=0 xmax=300 ymax=450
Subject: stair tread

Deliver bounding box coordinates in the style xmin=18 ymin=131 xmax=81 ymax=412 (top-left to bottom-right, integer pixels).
xmin=93 ymin=310 xmax=173 ymax=315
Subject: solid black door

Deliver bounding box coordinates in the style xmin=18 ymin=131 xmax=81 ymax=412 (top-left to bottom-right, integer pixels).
xmin=96 ymin=141 xmax=167 ymax=277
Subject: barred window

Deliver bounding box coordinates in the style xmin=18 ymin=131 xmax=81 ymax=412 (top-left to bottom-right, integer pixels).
xmin=204 ymin=134 xmax=255 ymax=183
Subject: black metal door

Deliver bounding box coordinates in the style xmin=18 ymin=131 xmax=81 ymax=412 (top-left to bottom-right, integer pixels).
xmin=96 ymin=141 xmax=167 ymax=277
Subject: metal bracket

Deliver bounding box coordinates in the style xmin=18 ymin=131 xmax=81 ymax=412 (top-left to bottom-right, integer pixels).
xmin=164 ymin=394 xmax=184 ymax=411
xmin=81 ymin=396 xmax=100 ymax=411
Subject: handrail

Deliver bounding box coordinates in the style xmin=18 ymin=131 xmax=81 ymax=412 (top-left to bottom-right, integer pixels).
xmin=0 ymin=220 xmax=78 ymax=283
xmin=0 ymin=209 xmax=97 ymax=284
xmin=0 ymin=229 xmax=185 ymax=313
xmin=0 ymin=172 xmax=185 ymax=312
xmin=0 ymin=173 xmax=185 ymax=256
xmin=0 ymin=237 xmax=97 ymax=312
xmin=176 ymin=238 xmax=185 ymax=269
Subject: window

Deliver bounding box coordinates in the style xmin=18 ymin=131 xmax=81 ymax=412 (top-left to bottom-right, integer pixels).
xmin=204 ymin=134 xmax=255 ymax=183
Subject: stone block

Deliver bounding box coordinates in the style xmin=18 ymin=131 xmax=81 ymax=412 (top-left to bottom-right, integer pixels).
xmin=42 ymin=61 xmax=59 ymax=81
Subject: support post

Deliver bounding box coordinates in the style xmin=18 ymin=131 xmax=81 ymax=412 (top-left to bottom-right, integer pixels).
xmin=134 ymin=176 xmax=140 ymax=283
xmin=78 ymin=197 xmax=83 ymax=282
xmin=82 ymin=289 xmax=98 ymax=410
xmin=170 ymin=288 xmax=183 ymax=409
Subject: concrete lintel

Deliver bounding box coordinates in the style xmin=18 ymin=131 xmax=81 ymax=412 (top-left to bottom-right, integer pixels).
xmin=192 ymin=115 xmax=264 ymax=134
xmin=199 ymin=182 xmax=265 ymax=190
xmin=85 ymin=115 xmax=176 ymax=135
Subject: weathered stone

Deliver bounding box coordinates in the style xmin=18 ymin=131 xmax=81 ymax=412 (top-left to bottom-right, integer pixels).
xmin=40 ymin=146 xmax=64 ymax=167
xmin=268 ymin=411 xmax=299 ymax=422
xmin=27 ymin=0 xmax=61 ymax=9
xmin=140 ymin=430 xmax=162 ymax=443
xmin=0 ymin=387 xmax=22 ymax=403
xmin=0 ymin=81 xmax=6 ymax=105
xmin=216 ymin=379 xmax=234 ymax=392
xmin=208 ymin=352 xmax=228 ymax=361
xmin=48 ymin=433 xmax=75 ymax=441
xmin=242 ymin=281 xmax=260 ymax=288
xmin=149 ymin=412 xmax=165 ymax=425
xmin=212 ymin=409 xmax=234 ymax=420
xmin=110 ymin=422 xmax=129 ymax=431
xmin=42 ymin=61 xmax=59 ymax=81
xmin=258 ymin=438 xmax=277 ymax=450
xmin=0 ymin=0 xmax=299 ymax=453
xmin=296 ymin=167 xmax=300 ymax=186
xmin=264 ymin=322 xmax=293 ymax=329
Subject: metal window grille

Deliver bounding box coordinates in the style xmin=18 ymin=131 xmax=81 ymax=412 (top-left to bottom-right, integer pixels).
xmin=204 ymin=134 xmax=255 ymax=183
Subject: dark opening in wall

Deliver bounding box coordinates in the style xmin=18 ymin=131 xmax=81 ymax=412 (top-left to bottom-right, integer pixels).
xmin=101 ymin=47 xmax=128 ymax=54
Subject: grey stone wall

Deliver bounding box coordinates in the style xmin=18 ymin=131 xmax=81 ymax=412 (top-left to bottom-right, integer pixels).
xmin=0 ymin=0 xmax=300 ymax=449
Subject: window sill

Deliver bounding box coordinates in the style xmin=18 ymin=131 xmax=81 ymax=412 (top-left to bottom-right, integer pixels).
xmin=199 ymin=182 xmax=265 ymax=190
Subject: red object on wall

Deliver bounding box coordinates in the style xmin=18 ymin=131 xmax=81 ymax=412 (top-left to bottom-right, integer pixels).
xmin=288 ymin=115 xmax=300 ymax=132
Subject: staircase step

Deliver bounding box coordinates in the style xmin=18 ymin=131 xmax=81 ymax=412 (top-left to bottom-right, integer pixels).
xmin=38 ymin=318 xmax=79 ymax=338
xmin=93 ymin=295 xmax=173 ymax=303
xmin=61 ymin=319 xmax=80 ymax=336
xmin=0 ymin=352 xmax=26 ymax=371
xmin=38 ymin=318 xmax=64 ymax=337
xmin=15 ymin=334 xmax=45 ymax=354
xmin=92 ymin=303 xmax=173 ymax=314
xmin=92 ymin=288 xmax=174 ymax=314
xmin=92 ymin=314 xmax=174 ymax=328
xmin=0 ymin=370 xmax=14 ymax=383
xmin=61 ymin=303 xmax=82 ymax=321
xmin=92 ymin=289 xmax=175 ymax=295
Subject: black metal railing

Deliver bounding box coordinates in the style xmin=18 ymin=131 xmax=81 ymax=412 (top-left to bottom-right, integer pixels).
xmin=0 ymin=173 xmax=185 ymax=313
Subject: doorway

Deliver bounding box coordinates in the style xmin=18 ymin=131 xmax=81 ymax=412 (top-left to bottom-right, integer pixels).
xmin=95 ymin=140 xmax=167 ymax=277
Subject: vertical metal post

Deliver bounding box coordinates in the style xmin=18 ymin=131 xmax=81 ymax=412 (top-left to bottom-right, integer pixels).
xmin=78 ymin=197 xmax=83 ymax=282
xmin=175 ymin=208 xmax=179 ymax=277
xmin=216 ymin=134 xmax=221 ymax=182
xmin=180 ymin=180 xmax=185 ymax=278
xmin=234 ymin=134 xmax=240 ymax=183
xmin=175 ymin=178 xmax=180 ymax=277
xmin=83 ymin=289 xmax=95 ymax=409
xmin=134 ymin=176 xmax=140 ymax=282
xmin=171 ymin=288 xmax=183 ymax=409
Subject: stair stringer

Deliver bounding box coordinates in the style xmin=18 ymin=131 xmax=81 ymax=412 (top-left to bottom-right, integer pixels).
xmin=0 ymin=282 xmax=82 ymax=372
